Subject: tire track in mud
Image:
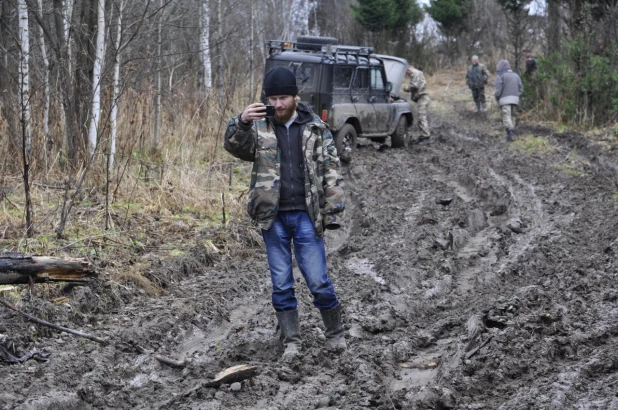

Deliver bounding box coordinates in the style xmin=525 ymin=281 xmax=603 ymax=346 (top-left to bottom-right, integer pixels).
xmin=331 ymin=114 xmax=589 ymax=407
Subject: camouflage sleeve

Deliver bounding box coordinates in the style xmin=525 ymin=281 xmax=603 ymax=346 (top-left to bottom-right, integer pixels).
xmin=465 ymin=66 xmax=472 ymax=86
xmin=320 ymin=126 xmax=345 ymax=229
xmin=410 ymin=71 xmax=423 ymax=91
xmin=482 ymin=65 xmax=489 ymax=83
xmin=223 ymin=115 xmax=257 ymax=162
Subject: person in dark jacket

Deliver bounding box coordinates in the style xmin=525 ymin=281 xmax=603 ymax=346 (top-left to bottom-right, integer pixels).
xmin=494 ymin=59 xmax=524 ymax=142
xmin=224 ymin=66 xmax=347 ymax=358
xmin=523 ymin=49 xmax=537 ymax=75
xmin=466 ymin=55 xmax=490 ymax=112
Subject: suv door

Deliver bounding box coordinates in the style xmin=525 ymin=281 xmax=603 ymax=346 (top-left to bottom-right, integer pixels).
xmin=370 ymin=67 xmax=392 ymax=134
xmin=351 ymin=67 xmax=377 ymax=134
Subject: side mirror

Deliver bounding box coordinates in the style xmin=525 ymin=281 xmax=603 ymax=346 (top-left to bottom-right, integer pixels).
xmin=385 ymin=82 xmax=393 ymax=93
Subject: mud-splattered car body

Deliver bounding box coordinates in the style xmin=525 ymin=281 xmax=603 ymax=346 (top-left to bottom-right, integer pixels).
xmin=264 ymin=37 xmax=413 ymax=162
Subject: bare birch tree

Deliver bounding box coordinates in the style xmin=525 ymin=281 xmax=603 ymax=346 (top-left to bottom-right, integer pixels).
xmin=109 ymin=0 xmax=125 ymax=171
xmin=88 ymin=0 xmax=105 ymax=156
xmin=37 ymin=0 xmax=51 ymax=165
xmin=216 ymin=0 xmax=223 ymax=106
xmin=18 ymin=0 xmax=33 ymax=236
xmin=153 ymin=0 xmax=163 ymax=156
xmin=201 ymin=0 xmax=212 ymax=94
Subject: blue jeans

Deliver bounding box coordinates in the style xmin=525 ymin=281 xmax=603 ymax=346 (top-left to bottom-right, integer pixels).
xmin=262 ymin=210 xmax=339 ymax=312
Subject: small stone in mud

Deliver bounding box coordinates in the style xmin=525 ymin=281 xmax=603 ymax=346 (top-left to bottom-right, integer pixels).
xmin=490 ymin=204 xmax=507 ymax=216
xmin=315 ymin=396 xmax=331 ymax=408
xmin=506 ymin=218 xmax=523 ymax=233
xmin=230 ymin=382 xmax=241 ymax=392
xmin=435 ymin=197 xmax=453 ymax=206
xmin=436 ymin=388 xmax=457 ymax=409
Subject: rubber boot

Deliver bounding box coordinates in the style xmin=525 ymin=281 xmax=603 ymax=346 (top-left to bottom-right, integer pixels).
xmin=481 ymin=102 xmax=487 ymax=112
xmin=475 ymin=101 xmax=481 ymax=113
xmin=275 ymin=309 xmax=301 ymax=358
xmin=320 ymin=305 xmax=347 ymax=351
xmin=506 ymin=129 xmax=515 ymax=142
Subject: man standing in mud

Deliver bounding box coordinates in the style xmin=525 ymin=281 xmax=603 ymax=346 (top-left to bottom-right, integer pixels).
xmin=403 ymin=65 xmax=430 ymax=143
xmin=494 ymin=59 xmax=523 ymax=142
xmin=224 ymin=66 xmax=347 ymax=358
xmin=466 ymin=55 xmax=489 ymax=113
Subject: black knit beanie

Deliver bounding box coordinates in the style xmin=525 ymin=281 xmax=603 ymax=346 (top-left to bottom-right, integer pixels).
xmin=263 ymin=66 xmax=298 ymax=97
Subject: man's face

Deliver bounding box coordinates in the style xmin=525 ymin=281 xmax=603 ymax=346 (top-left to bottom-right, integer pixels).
xmin=268 ymin=95 xmax=296 ymax=123
xmin=472 ymin=57 xmax=479 ymax=65
xmin=406 ymin=67 xmax=413 ymax=76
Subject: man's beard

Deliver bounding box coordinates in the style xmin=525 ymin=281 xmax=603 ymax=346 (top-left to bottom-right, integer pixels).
xmin=274 ymin=100 xmax=297 ymax=123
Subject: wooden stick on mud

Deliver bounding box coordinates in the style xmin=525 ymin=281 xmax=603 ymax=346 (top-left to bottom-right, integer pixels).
xmin=153 ymin=354 xmax=186 ymax=368
xmin=0 ymin=299 xmax=110 ymax=345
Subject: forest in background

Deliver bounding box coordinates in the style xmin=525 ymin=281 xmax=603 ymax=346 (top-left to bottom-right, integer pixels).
xmin=0 ymin=0 xmax=616 ymax=247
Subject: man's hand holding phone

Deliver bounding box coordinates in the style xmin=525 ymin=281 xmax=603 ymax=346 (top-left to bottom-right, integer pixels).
xmin=240 ymin=103 xmax=274 ymax=123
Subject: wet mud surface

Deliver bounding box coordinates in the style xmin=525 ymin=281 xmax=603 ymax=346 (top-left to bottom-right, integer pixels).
xmin=3 ymin=106 xmax=618 ymax=409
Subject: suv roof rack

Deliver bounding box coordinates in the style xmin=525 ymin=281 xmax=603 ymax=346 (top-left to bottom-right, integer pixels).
xmin=266 ymin=40 xmax=374 ymax=58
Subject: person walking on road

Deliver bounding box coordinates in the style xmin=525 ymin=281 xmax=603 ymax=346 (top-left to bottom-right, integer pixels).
xmin=404 ymin=65 xmax=431 ymax=143
xmin=494 ymin=59 xmax=524 ymax=142
xmin=466 ymin=55 xmax=490 ymax=113
xmin=223 ymin=66 xmax=347 ymax=358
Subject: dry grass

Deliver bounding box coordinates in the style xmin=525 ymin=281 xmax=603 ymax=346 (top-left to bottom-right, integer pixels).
xmin=0 ymin=83 xmax=257 ymax=293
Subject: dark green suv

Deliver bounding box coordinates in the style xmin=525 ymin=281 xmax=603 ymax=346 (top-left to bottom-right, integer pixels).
xmin=264 ymin=36 xmax=413 ymax=163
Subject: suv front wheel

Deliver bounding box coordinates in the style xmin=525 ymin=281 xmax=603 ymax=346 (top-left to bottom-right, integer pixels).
xmin=335 ymin=124 xmax=357 ymax=164
xmin=391 ymin=116 xmax=409 ymax=148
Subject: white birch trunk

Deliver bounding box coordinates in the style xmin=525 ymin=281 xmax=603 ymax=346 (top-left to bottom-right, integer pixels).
xmin=153 ymin=0 xmax=163 ymax=151
xmin=109 ymin=0 xmax=124 ymax=171
xmin=201 ymin=0 xmax=212 ymax=94
xmin=63 ymin=0 xmax=74 ymax=81
xmin=249 ymin=1 xmax=254 ymax=101
xmin=310 ymin=1 xmax=319 ymax=36
xmin=216 ymin=0 xmax=223 ymax=105
xmin=38 ymin=0 xmax=50 ymax=163
xmin=290 ymin=0 xmax=310 ymax=39
xmin=88 ymin=0 xmax=106 ymax=156
xmin=18 ymin=0 xmax=31 ymax=155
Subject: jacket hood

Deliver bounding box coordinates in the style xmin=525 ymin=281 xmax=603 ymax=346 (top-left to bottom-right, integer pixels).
xmin=496 ymin=59 xmax=511 ymax=73
xmin=295 ymin=102 xmax=316 ymax=124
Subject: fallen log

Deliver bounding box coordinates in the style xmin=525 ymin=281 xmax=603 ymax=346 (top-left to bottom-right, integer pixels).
xmin=0 ymin=253 xmax=96 ymax=285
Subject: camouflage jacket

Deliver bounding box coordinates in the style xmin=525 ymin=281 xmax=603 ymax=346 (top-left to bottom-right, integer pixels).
xmin=224 ymin=104 xmax=345 ymax=236
xmin=466 ymin=63 xmax=489 ymax=89
xmin=404 ymin=68 xmax=428 ymax=102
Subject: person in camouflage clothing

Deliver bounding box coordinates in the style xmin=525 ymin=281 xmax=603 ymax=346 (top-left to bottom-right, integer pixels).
xmin=466 ymin=55 xmax=490 ymax=112
xmin=224 ymin=66 xmax=346 ymax=358
xmin=404 ymin=65 xmax=431 ymax=143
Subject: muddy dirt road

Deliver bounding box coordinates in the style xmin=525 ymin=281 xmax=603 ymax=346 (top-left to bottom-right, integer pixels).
xmin=2 ymin=86 xmax=618 ymax=409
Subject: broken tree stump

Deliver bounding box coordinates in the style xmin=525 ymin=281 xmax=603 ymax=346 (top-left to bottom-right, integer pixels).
xmin=0 ymin=253 xmax=96 ymax=285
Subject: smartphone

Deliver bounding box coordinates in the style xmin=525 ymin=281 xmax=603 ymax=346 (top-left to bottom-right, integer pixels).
xmin=264 ymin=105 xmax=276 ymax=117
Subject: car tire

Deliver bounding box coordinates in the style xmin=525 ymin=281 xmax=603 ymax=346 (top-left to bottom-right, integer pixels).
xmin=296 ymin=36 xmax=338 ymax=51
xmin=391 ymin=116 xmax=409 ymax=148
xmin=335 ymin=124 xmax=357 ymax=164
